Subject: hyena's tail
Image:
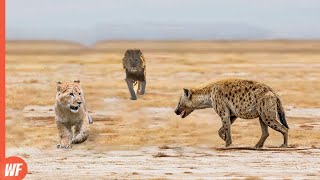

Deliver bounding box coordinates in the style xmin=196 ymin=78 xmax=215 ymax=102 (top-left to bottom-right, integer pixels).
xmin=277 ymin=97 xmax=289 ymax=129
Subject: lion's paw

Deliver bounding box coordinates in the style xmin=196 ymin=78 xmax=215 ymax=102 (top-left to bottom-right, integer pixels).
xmin=137 ymin=90 xmax=145 ymax=95
xmin=71 ymin=139 xmax=79 ymax=144
xmin=57 ymin=143 xmax=72 ymax=149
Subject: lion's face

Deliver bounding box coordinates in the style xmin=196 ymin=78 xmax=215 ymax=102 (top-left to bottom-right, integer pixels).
xmin=123 ymin=49 xmax=144 ymax=73
xmin=174 ymin=89 xmax=194 ymax=118
xmin=56 ymin=80 xmax=83 ymax=113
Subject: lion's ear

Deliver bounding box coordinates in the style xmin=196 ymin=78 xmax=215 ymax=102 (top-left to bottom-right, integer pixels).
xmin=183 ymin=88 xmax=192 ymax=99
xmin=56 ymin=81 xmax=62 ymax=91
xmin=124 ymin=49 xmax=131 ymax=56
xmin=74 ymin=80 xmax=80 ymax=84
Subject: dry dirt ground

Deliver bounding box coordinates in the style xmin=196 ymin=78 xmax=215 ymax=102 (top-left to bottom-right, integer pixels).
xmin=6 ymin=41 xmax=320 ymax=179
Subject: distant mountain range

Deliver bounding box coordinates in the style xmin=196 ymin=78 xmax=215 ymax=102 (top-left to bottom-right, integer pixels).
xmin=6 ymin=22 xmax=318 ymax=45
xmin=94 ymin=22 xmax=273 ymax=41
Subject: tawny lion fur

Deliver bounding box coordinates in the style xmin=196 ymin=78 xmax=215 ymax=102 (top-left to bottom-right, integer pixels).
xmin=122 ymin=49 xmax=146 ymax=100
xmin=175 ymin=78 xmax=289 ymax=148
xmin=55 ymin=80 xmax=92 ymax=149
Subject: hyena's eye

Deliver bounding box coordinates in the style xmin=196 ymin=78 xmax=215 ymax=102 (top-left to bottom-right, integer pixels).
xmin=79 ymin=93 xmax=81 ymax=95
xmin=69 ymin=93 xmax=74 ymax=97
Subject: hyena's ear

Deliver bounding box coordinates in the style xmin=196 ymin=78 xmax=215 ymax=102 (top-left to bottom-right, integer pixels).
xmin=183 ymin=88 xmax=192 ymax=99
xmin=56 ymin=81 xmax=62 ymax=91
xmin=74 ymin=80 xmax=80 ymax=84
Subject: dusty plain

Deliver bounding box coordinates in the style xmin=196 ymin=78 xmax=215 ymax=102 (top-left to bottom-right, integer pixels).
xmin=6 ymin=40 xmax=320 ymax=179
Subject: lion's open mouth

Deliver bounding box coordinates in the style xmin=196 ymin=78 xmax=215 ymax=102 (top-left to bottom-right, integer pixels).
xmin=70 ymin=105 xmax=80 ymax=112
xmin=130 ymin=67 xmax=138 ymax=72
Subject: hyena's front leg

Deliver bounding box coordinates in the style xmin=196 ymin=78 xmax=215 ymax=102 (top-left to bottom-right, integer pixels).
xmin=56 ymin=121 xmax=72 ymax=149
xmin=219 ymin=116 xmax=237 ymax=141
xmin=72 ymin=119 xmax=89 ymax=144
xmin=212 ymin=94 xmax=232 ymax=147
xmin=137 ymin=80 xmax=146 ymax=95
xmin=221 ymin=116 xmax=232 ymax=147
xmin=125 ymin=78 xmax=137 ymax=100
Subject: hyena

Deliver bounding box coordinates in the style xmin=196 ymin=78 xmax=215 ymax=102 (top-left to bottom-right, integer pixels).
xmin=174 ymin=79 xmax=289 ymax=148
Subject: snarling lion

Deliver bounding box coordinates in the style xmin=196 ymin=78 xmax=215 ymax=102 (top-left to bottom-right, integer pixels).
xmin=55 ymin=80 xmax=92 ymax=149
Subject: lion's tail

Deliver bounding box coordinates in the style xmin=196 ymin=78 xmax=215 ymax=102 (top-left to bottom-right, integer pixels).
xmin=277 ymin=97 xmax=289 ymax=129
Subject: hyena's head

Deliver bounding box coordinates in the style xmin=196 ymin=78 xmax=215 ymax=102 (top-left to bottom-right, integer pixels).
xmin=174 ymin=88 xmax=195 ymax=118
xmin=56 ymin=80 xmax=83 ymax=113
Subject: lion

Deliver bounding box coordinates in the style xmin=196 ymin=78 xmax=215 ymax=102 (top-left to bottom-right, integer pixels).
xmin=122 ymin=49 xmax=146 ymax=100
xmin=54 ymin=80 xmax=93 ymax=149
xmin=174 ymin=79 xmax=289 ymax=148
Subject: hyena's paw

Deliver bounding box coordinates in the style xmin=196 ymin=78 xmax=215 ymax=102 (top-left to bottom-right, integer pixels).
xmin=57 ymin=143 xmax=72 ymax=149
xmin=130 ymin=96 xmax=137 ymax=100
xmin=225 ymin=140 xmax=232 ymax=147
xmin=279 ymin=144 xmax=288 ymax=148
xmin=254 ymin=143 xmax=263 ymax=149
xmin=218 ymin=127 xmax=226 ymax=140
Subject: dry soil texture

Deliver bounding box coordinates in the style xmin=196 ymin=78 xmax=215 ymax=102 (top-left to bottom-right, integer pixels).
xmin=6 ymin=41 xmax=320 ymax=179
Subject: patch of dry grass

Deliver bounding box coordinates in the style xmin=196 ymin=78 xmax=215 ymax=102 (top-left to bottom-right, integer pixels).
xmin=5 ymin=40 xmax=320 ymax=150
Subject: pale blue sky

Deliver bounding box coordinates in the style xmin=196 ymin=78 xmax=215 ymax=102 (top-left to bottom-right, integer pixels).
xmin=6 ymin=0 xmax=320 ymax=44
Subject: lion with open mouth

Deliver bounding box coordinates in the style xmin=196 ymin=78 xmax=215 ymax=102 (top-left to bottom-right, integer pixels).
xmin=54 ymin=80 xmax=93 ymax=149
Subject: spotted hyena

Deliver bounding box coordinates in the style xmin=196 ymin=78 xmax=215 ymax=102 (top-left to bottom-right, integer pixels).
xmin=174 ymin=79 xmax=289 ymax=148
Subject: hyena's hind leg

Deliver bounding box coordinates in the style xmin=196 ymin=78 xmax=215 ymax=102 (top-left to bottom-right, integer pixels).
xmin=258 ymin=96 xmax=288 ymax=148
xmin=72 ymin=120 xmax=89 ymax=144
xmin=137 ymin=80 xmax=146 ymax=95
xmin=254 ymin=117 xmax=269 ymax=148
xmin=219 ymin=116 xmax=237 ymax=141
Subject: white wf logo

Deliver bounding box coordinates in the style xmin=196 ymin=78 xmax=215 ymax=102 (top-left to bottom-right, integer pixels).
xmin=5 ymin=163 xmax=23 ymax=176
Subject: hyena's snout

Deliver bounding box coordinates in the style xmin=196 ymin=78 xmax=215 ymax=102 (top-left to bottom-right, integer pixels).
xmin=174 ymin=106 xmax=191 ymax=118
xmin=174 ymin=105 xmax=182 ymax=115
xmin=174 ymin=108 xmax=181 ymax=115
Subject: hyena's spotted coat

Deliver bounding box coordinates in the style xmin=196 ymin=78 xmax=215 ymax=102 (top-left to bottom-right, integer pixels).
xmin=174 ymin=79 xmax=289 ymax=148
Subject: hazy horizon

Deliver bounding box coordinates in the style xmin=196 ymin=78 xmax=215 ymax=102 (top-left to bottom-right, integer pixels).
xmin=7 ymin=0 xmax=320 ymax=44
